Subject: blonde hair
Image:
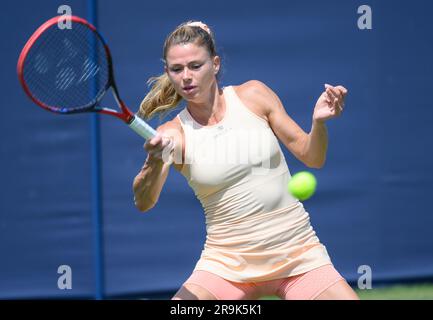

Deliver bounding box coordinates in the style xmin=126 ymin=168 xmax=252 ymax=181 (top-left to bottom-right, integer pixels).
xmin=137 ymin=21 xmax=218 ymax=121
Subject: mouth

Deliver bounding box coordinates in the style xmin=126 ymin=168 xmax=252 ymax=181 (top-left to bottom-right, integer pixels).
xmin=182 ymin=85 xmax=197 ymax=93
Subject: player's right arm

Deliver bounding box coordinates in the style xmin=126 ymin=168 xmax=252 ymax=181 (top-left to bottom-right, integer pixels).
xmin=133 ymin=123 xmax=176 ymax=212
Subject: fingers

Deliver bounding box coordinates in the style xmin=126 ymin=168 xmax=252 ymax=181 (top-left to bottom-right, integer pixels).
xmin=325 ymin=87 xmax=339 ymax=111
xmin=336 ymin=85 xmax=348 ymax=96
xmin=324 ymin=83 xmax=347 ymax=113
xmin=322 ymin=91 xmax=331 ymax=104
xmin=325 ymin=83 xmax=348 ymax=97
xmin=144 ymin=134 xmax=161 ymax=152
xmin=148 ymin=134 xmax=162 ymax=146
xmin=144 ymin=134 xmax=174 ymax=161
xmin=325 ymin=84 xmax=342 ymax=101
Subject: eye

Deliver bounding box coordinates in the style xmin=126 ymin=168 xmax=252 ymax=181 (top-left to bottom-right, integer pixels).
xmin=170 ymin=68 xmax=182 ymax=73
xmin=191 ymin=64 xmax=202 ymax=70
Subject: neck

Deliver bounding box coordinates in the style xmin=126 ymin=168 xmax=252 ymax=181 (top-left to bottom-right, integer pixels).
xmin=187 ymin=83 xmax=225 ymax=126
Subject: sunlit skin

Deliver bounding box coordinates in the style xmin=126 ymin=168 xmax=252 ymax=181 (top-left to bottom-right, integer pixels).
xmin=137 ymin=41 xmax=358 ymax=300
xmin=144 ymin=43 xmax=348 ymax=171
xmin=165 ymin=43 xmax=223 ymax=126
xmin=143 ymin=42 xmax=349 ymax=173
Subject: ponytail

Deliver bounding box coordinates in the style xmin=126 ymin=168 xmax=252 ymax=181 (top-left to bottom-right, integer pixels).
xmin=137 ymin=73 xmax=183 ymax=120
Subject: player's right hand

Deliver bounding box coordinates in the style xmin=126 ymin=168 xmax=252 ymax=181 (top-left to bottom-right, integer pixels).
xmin=144 ymin=134 xmax=174 ymax=163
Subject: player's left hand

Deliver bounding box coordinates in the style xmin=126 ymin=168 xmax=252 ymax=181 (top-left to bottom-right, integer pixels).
xmin=313 ymin=84 xmax=348 ymax=123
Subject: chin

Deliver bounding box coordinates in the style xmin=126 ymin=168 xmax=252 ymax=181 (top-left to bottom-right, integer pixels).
xmin=184 ymin=90 xmax=200 ymax=101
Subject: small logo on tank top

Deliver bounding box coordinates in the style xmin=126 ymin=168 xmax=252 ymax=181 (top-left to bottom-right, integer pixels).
xmin=214 ymin=125 xmax=232 ymax=138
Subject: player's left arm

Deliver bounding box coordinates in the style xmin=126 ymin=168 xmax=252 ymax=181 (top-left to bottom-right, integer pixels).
xmin=240 ymin=80 xmax=347 ymax=169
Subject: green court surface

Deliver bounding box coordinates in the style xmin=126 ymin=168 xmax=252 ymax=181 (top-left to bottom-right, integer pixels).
xmin=355 ymin=283 xmax=433 ymax=300
xmin=260 ymin=283 xmax=433 ymax=300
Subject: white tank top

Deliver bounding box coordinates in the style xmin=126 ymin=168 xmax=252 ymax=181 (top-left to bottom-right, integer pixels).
xmin=177 ymin=85 xmax=331 ymax=282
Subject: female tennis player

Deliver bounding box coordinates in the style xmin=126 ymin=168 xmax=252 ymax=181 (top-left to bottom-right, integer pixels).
xmin=133 ymin=21 xmax=359 ymax=300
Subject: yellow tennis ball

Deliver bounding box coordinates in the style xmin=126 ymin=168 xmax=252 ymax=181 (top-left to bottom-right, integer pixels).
xmin=288 ymin=171 xmax=317 ymax=201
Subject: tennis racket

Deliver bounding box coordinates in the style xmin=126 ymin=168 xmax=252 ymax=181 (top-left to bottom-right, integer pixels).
xmin=17 ymin=15 xmax=157 ymax=139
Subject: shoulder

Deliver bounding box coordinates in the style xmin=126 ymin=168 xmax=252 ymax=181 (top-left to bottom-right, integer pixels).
xmin=232 ymin=80 xmax=279 ymax=120
xmin=234 ymin=80 xmax=272 ymax=97
xmin=235 ymin=79 xmax=271 ymax=91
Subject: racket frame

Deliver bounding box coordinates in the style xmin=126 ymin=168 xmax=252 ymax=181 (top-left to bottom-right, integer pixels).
xmin=17 ymin=16 xmax=157 ymax=139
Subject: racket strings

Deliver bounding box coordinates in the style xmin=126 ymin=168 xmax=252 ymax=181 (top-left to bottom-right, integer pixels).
xmin=25 ymin=23 xmax=107 ymax=108
xmin=24 ymin=31 xmax=83 ymax=108
xmin=57 ymin=24 xmax=107 ymax=107
xmin=23 ymin=22 xmax=109 ymax=112
xmin=24 ymin=30 xmax=65 ymax=99
xmin=24 ymin=28 xmax=101 ymax=110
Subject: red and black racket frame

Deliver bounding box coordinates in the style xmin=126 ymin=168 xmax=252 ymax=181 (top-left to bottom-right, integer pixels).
xmin=17 ymin=15 xmax=136 ymax=124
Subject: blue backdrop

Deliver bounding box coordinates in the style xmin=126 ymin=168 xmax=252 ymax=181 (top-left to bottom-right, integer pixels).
xmin=1 ymin=0 xmax=433 ymax=299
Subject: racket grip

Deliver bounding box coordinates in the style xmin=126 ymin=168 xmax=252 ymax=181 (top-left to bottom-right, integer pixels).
xmin=128 ymin=115 xmax=157 ymax=139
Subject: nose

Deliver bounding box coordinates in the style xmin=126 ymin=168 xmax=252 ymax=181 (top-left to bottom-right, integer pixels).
xmin=181 ymin=68 xmax=192 ymax=81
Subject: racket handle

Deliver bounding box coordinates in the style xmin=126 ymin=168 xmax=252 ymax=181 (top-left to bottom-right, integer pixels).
xmin=128 ymin=115 xmax=157 ymax=139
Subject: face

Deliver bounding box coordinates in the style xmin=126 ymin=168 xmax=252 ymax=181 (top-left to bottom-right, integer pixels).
xmin=165 ymin=43 xmax=220 ymax=102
